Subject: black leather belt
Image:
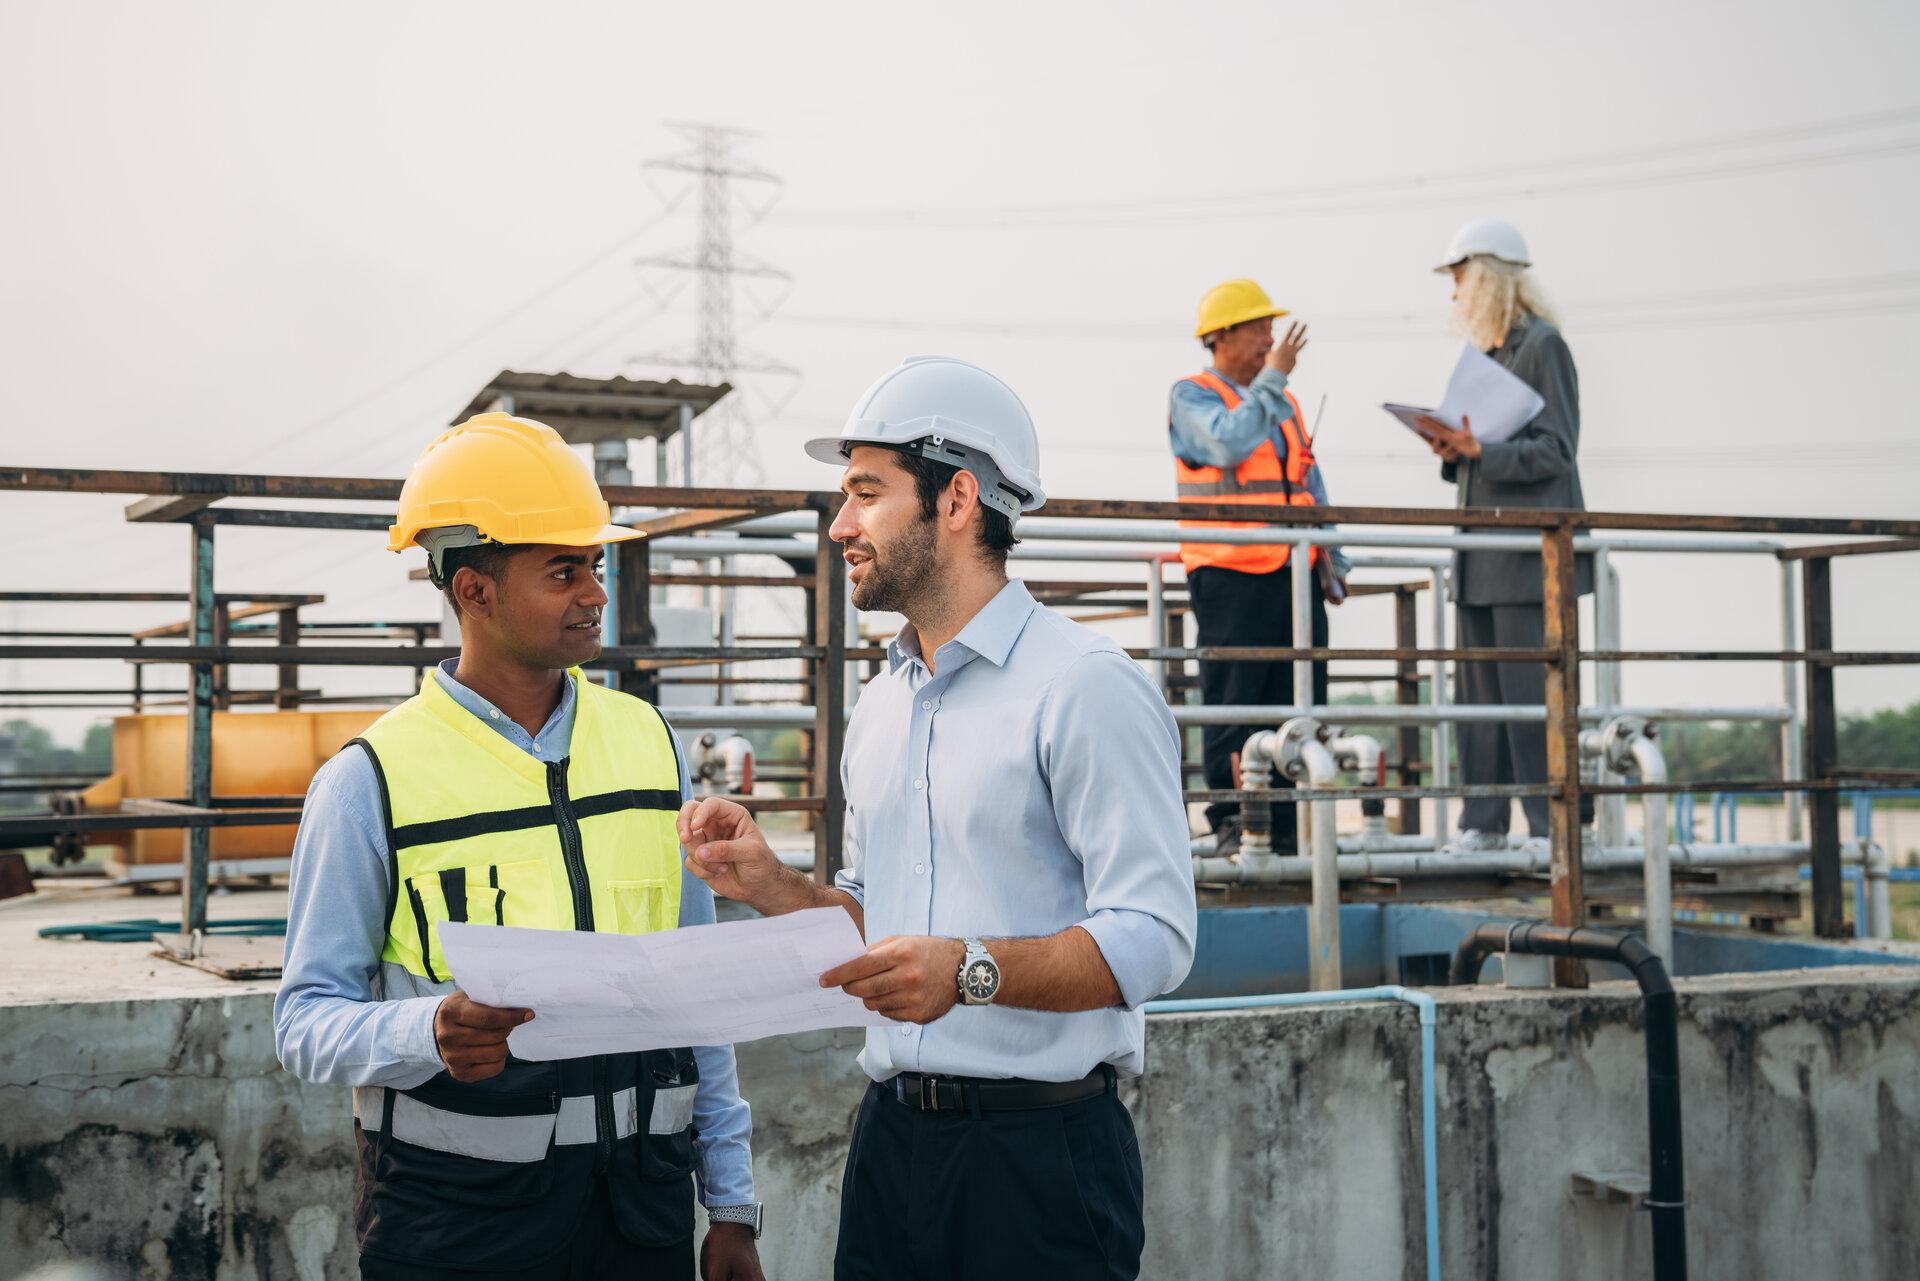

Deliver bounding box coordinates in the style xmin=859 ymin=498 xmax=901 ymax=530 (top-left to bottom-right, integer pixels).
xmin=888 ymin=1065 xmax=1115 ymax=1113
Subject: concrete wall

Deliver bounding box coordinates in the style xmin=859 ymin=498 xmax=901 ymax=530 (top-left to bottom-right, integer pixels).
xmin=5 ymin=967 xmax=1918 ymax=1280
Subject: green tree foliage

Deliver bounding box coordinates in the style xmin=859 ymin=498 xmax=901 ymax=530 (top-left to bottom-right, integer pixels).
xmin=1662 ymin=702 xmax=1920 ymax=783
xmin=0 ymin=718 xmax=113 ymax=776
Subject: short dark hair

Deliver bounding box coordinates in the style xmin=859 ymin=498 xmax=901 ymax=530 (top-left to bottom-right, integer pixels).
xmin=883 ymin=447 xmax=1018 ymax=566
xmin=438 ymin=540 xmax=516 ymax=616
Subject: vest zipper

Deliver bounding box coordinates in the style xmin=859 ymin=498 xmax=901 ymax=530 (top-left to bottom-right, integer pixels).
xmin=545 ymin=758 xmax=614 ymax=1172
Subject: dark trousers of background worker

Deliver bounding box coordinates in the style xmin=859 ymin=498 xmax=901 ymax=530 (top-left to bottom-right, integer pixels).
xmin=1188 ymin=562 xmax=1329 ymax=850
xmin=358 ymin=1179 xmax=694 ymax=1281
xmin=1454 ymin=602 xmax=1552 ymax=838
xmin=834 ymin=1077 xmax=1144 ymax=1281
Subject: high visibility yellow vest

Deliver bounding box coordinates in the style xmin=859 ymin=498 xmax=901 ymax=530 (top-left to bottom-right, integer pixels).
xmin=345 ymin=668 xmax=700 ymax=1268
xmin=358 ymin=668 xmax=683 ymax=980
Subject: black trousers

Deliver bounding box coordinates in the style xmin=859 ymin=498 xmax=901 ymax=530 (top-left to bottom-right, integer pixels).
xmin=1188 ymin=562 xmax=1329 ymax=843
xmin=835 ymin=1079 xmax=1145 ymax=1281
xmin=359 ymin=1178 xmax=694 ymax=1281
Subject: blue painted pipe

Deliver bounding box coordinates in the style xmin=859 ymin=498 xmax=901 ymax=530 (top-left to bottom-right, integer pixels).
xmin=1144 ymin=986 xmax=1440 ymax=1281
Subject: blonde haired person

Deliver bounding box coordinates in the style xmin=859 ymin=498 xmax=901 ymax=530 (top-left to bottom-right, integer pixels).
xmin=1417 ymin=219 xmax=1592 ymax=851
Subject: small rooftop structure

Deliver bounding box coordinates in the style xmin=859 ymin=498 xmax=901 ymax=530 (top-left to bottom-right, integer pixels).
xmin=455 ymin=370 xmax=731 ymax=445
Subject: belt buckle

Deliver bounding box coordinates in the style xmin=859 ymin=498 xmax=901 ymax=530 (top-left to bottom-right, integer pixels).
xmin=920 ymin=1075 xmax=939 ymax=1112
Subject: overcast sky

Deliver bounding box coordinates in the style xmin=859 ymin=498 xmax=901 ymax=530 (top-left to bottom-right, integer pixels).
xmin=3 ymin=0 xmax=1917 ymax=741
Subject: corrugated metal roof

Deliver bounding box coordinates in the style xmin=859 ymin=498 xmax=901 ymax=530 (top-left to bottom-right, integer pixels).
xmin=454 ymin=370 xmax=732 ymax=444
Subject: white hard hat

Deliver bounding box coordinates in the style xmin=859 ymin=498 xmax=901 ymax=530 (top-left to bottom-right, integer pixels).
xmin=1435 ymin=217 xmax=1531 ymax=273
xmin=804 ymin=356 xmax=1047 ymax=519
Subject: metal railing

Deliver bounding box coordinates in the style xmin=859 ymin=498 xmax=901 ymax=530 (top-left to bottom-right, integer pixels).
xmin=2 ymin=463 xmax=1917 ymax=977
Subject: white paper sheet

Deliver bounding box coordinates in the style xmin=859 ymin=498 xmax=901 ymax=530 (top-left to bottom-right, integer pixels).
xmin=1382 ymin=343 xmax=1546 ymax=445
xmin=439 ymin=908 xmax=892 ymax=1060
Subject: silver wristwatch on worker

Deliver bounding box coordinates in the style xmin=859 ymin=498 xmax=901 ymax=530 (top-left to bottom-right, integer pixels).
xmin=707 ymin=1201 xmax=764 ymax=1239
xmin=957 ymin=937 xmax=1001 ymax=1005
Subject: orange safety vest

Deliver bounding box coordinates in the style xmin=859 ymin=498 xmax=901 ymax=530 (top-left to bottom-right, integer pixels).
xmin=1173 ymin=370 xmax=1320 ymax=575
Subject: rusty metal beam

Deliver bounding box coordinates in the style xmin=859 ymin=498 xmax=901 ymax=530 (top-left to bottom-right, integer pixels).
xmin=1775 ymin=538 xmax=1920 ymax=560
xmin=1541 ymin=526 xmax=1587 ymax=987
xmin=811 ymin=509 xmax=848 ymax=885
xmin=7 ymin=466 xmax=1920 ymax=536
xmin=628 ymin=508 xmax=760 ymax=538
xmin=126 ymin=492 xmax=223 ymax=523
xmin=1803 ymin=557 xmax=1846 ymax=937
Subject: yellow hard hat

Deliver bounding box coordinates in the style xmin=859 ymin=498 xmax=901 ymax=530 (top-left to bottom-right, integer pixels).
xmin=1194 ymin=278 xmax=1289 ymax=339
xmin=386 ymin=412 xmax=641 ymax=563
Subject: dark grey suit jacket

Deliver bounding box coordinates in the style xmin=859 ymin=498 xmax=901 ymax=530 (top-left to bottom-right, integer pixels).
xmin=1440 ymin=314 xmax=1594 ymax=605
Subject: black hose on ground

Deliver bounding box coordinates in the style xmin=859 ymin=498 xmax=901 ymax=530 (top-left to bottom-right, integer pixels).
xmin=1451 ymin=921 xmax=1687 ymax=1281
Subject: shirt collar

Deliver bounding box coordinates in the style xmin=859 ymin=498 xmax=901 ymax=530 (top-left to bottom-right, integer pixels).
xmin=433 ymin=657 xmax=576 ymax=747
xmin=886 ymin=579 xmax=1037 ymax=675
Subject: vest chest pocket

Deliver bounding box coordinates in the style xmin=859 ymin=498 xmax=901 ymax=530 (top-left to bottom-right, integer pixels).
xmin=399 ymin=860 xmax=553 ymax=981
xmin=609 ymin=878 xmax=674 ymax=935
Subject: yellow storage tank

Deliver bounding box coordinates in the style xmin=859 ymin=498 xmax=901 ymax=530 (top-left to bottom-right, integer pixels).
xmin=79 ymin=709 xmax=381 ymax=870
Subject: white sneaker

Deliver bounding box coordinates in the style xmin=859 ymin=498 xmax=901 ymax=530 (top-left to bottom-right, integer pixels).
xmin=1449 ymin=829 xmax=1511 ymax=853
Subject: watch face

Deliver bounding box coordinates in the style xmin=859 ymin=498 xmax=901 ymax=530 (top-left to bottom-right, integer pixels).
xmin=963 ymin=958 xmax=1000 ymax=1002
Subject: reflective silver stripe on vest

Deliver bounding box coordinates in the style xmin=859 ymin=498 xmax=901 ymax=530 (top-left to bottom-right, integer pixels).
xmin=650 ymin=1083 xmax=696 ymax=1135
xmin=1177 ymin=478 xmax=1296 ymax=497
xmin=355 ymin=1085 xmax=651 ymax=1162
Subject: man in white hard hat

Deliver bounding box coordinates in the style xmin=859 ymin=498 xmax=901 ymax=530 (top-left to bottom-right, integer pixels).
xmin=1417 ymin=219 xmax=1592 ymax=850
xmin=676 ymin=357 xmax=1199 ymax=1280
xmin=1172 ymin=278 xmax=1350 ymax=859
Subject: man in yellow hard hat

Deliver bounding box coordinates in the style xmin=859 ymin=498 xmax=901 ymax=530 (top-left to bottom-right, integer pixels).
xmin=275 ymin=413 xmax=765 ymax=1280
xmin=1170 ymin=279 xmax=1349 ymax=858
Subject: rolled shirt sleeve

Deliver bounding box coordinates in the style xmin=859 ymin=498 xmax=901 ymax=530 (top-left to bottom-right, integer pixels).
xmin=1168 ymin=367 xmax=1296 ymax=469
xmin=1036 ymin=651 xmax=1199 ymax=1006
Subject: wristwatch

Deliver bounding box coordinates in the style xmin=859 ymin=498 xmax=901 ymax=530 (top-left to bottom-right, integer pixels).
xmin=707 ymin=1201 xmax=764 ymax=1239
xmin=957 ymin=937 xmax=1001 ymax=1005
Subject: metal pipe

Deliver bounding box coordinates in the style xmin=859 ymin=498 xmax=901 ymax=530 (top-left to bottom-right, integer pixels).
xmin=1866 ymin=838 xmax=1893 ymax=939
xmin=1593 ymin=552 xmax=1630 ymax=851
xmin=654 ymin=702 xmax=1798 ymax=731
xmin=1192 ymin=839 xmax=1879 ymax=884
xmin=1779 ymin=560 xmax=1805 ymax=842
xmin=1144 ymin=987 xmax=1440 ymax=1281
xmin=1630 ymin=733 xmax=1674 ymax=964
xmin=1451 ymin=924 xmax=1687 ymax=1281
xmin=1266 ymin=720 xmax=1343 ymax=991
xmin=1430 ymin=568 xmax=1452 ymax=839
xmin=1145 ymin=558 xmax=1166 ymax=692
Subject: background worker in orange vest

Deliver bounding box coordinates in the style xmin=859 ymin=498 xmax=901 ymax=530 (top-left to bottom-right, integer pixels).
xmin=1169 ymin=279 xmax=1349 ymax=858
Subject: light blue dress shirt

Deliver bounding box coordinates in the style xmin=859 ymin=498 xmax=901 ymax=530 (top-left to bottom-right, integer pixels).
xmin=834 ymin=580 xmax=1198 ymax=1083
xmin=273 ymin=659 xmax=754 ymax=1208
xmin=1168 ymin=365 xmax=1351 ymax=576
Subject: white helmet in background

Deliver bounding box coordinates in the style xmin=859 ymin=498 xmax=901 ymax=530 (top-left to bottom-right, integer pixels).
xmin=804 ymin=356 xmax=1047 ymax=520
xmin=1435 ymin=217 xmax=1532 ymax=273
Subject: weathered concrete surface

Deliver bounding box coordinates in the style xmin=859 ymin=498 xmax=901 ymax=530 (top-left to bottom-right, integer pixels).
xmin=4 ymin=966 xmax=1917 ymax=1279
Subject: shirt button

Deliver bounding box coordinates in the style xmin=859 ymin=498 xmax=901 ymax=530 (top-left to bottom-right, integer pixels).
xmin=913 ymin=779 xmax=925 ymax=790
xmin=487 ymin=709 xmax=500 ymax=720
xmin=921 ymin=700 xmax=933 ymax=710
xmin=913 ymin=863 xmax=926 ymax=875
xmin=900 ymin=1025 xmax=915 ymax=1036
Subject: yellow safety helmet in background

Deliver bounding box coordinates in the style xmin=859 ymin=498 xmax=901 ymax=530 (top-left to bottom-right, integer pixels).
xmin=1194 ymin=278 xmax=1289 ymax=339
xmin=387 ymin=411 xmax=642 ymax=585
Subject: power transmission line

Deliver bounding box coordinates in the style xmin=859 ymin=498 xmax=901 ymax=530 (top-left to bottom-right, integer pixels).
xmin=776 ymin=103 xmax=1920 ymax=230
xmin=777 ymin=269 xmax=1920 ymax=343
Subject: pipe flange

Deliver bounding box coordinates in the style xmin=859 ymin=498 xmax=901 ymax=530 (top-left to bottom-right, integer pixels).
xmin=1274 ymin=717 xmax=1326 ymax=782
xmin=1597 ymin=715 xmax=1654 ymax=776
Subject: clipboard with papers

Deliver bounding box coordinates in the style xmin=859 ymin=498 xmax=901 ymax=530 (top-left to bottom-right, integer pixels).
xmin=1383 ymin=343 xmax=1545 ymax=445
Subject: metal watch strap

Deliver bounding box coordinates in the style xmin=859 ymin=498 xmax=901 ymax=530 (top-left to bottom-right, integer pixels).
xmin=959 ymin=936 xmax=998 ymax=1005
xmin=707 ymin=1202 xmax=764 ymax=1239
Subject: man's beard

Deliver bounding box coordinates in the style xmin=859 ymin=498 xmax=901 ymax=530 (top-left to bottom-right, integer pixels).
xmin=850 ymin=515 xmax=939 ymax=614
